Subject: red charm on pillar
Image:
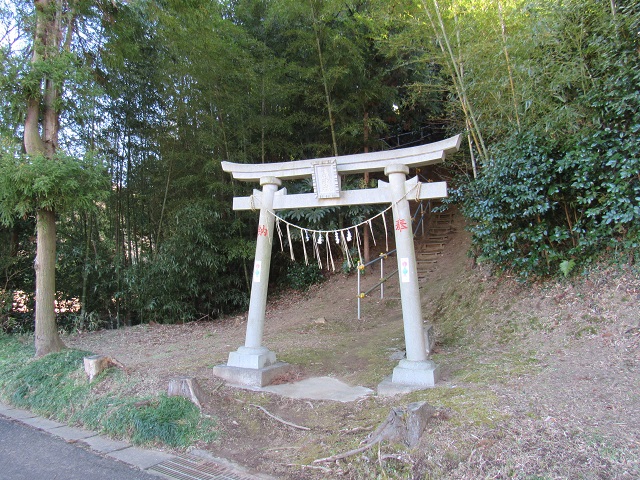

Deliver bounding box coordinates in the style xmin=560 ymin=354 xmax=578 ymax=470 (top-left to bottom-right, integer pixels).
xmin=395 ymin=219 xmax=408 ymax=232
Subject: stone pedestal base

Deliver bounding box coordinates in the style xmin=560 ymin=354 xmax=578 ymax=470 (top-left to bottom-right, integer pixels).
xmin=212 ymin=362 xmax=291 ymax=387
xmin=227 ymin=346 xmax=276 ymax=370
xmin=377 ymin=359 xmax=439 ymax=396
xmin=392 ymin=359 xmax=439 ymax=386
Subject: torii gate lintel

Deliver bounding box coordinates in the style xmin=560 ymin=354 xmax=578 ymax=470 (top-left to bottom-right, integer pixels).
xmin=213 ymin=135 xmax=461 ymax=392
xmin=232 ymin=178 xmax=448 ymax=211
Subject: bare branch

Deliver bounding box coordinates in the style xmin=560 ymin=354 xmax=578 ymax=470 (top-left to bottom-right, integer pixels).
xmin=249 ymin=404 xmax=310 ymax=431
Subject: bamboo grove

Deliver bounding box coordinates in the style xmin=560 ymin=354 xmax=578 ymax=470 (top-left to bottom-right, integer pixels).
xmin=0 ymin=0 xmax=638 ymax=342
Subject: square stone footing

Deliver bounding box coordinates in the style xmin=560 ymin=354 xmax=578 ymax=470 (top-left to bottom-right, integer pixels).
xmin=377 ymin=360 xmax=440 ymax=396
xmin=377 ymin=376 xmax=435 ymax=397
xmin=212 ymin=362 xmax=291 ymax=387
xmin=227 ymin=347 xmax=276 ymax=370
xmin=392 ymin=361 xmax=439 ymax=386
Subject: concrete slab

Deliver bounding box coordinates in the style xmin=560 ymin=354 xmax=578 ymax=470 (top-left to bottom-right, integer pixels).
xmin=1 ymin=407 xmax=37 ymax=420
xmin=20 ymin=416 xmax=64 ymax=430
xmin=263 ymin=376 xmax=373 ymax=403
xmin=0 ymin=402 xmax=15 ymax=414
xmin=81 ymin=435 xmax=131 ymax=454
xmin=48 ymin=425 xmax=97 ymax=441
xmin=107 ymin=446 xmax=174 ymax=470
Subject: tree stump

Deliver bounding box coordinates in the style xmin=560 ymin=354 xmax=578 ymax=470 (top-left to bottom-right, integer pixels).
xmin=167 ymin=377 xmax=208 ymax=409
xmin=367 ymin=401 xmax=436 ymax=448
xmin=314 ymin=401 xmax=437 ymax=464
xmin=83 ymin=354 xmax=124 ymax=382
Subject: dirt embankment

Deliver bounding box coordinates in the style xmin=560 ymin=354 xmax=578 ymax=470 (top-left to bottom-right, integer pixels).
xmin=67 ymin=210 xmax=640 ymax=479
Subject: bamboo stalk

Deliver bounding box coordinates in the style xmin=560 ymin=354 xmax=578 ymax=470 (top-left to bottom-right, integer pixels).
xmin=310 ymin=0 xmax=338 ymax=157
xmin=432 ymin=0 xmax=487 ymax=158
xmin=497 ymin=0 xmax=521 ymax=130
xmin=422 ymin=0 xmax=488 ymax=162
xmin=563 ymin=201 xmax=577 ymax=247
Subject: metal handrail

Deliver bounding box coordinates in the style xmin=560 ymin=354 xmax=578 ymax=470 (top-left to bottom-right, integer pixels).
xmin=356 ymin=200 xmax=432 ymax=319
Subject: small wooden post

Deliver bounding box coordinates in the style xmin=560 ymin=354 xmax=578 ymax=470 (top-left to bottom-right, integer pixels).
xmin=167 ymin=377 xmax=208 ymax=409
xmin=83 ymin=354 xmax=124 ymax=382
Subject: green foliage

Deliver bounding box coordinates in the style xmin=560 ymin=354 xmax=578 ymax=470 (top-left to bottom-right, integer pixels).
xmin=341 ymin=247 xmax=360 ymax=275
xmin=0 ymin=335 xmax=218 ymax=447
xmin=0 ymin=309 xmax=34 ymax=336
xmin=281 ymin=175 xmax=378 ymax=232
xmin=0 ymin=225 xmax=35 ymax=334
xmin=0 ymin=334 xmax=34 ymax=383
xmin=460 ymin=2 xmax=640 ymax=277
xmin=1 ymin=0 xmax=458 ymax=328
xmin=12 ymin=0 xmax=637 ymax=321
xmin=124 ymin=201 xmax=252 ymax=323
xmin=463 ymin=122 xmax=640 ymax=277
xmin=559 ymin=260 xmax=576 ymax=278
xmin=0 ymin=152 xmax=109 ymax=225
xmin=0 ymin=55 xmax=26 ymax=141
xmin=77 ymin=395 xmax=218 ymax=448
xmin=283 ymin=261 xmax=325 ymax=291
xmin=1 ymin=348 xmax=91 ymax=419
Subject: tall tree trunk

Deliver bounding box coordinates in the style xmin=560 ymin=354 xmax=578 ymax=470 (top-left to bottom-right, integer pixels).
xmin=34 ymin=208 xmax=65 ymax=356
xmin=10 ymin=225 xmax=19 ymax=257
xmin=26 ymin=0 xmax=71 ymax=356
xmin=126 ymin=138 xmax=133 ymax=266
xmin=156 ymin=154 xmax=172 ymax=250
xmin=423 ymin=0 xmax=488 ymax=161
xmin=261 ymin=74 xmax=266 ymax=164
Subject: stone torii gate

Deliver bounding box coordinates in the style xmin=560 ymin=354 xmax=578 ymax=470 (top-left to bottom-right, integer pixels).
xmin=213 ymin=135 xmax=461 ymax=391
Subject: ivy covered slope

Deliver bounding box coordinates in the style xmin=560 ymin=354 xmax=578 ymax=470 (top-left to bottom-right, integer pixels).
xmin=459 ymin=4 xmax=639 ymax=277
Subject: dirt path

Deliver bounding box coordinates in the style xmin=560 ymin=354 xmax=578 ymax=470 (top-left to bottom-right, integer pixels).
xmin=66 ymin=210 xmax=640 ymax=479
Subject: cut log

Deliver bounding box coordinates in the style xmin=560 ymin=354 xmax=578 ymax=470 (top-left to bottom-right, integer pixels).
xmin=314 ymin=401 xmax=436 ymax=463
xmin=83 ymin=354 xmax=125 ymax=382
xmin=366 ymin=401 xmax=436 ymax=448
xmin=167 ymin=377 xmax=208 ymax=409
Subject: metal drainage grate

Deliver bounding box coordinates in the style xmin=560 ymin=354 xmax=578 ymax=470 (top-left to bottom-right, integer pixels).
xmin=149 ymin=453 xmax=261 ymax=480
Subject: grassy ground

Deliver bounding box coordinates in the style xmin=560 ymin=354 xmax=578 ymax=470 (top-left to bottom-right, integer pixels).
xmin=0 ymin=335 xmax=217 ymax=448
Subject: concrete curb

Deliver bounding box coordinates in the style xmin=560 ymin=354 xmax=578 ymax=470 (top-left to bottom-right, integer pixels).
xmin=0 ymin=401 xmax=271 ymax=480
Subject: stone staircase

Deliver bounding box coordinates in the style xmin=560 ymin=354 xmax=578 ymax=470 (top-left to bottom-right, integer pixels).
xmin=414 ymin=209 xmax=455 ymax=282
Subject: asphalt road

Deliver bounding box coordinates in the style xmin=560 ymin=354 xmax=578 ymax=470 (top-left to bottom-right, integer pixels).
xmin=0 ymin=417 xmax=160 ymax=480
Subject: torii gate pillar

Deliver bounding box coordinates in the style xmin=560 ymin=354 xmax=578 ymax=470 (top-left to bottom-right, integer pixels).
xmin=385 ymin=165 xmax=438 ymax=388
xmin=230 ymin=177 xmax=280 ymax=364
xmin=213 ymin=177 xmax=292 ymax=386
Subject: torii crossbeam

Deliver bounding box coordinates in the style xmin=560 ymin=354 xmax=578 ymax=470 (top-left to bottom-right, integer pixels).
xmin=213 ymin=135 xmax=461 ymax=392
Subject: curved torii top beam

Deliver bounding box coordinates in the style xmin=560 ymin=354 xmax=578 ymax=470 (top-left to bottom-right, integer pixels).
xmin=221 ymin=135 xmax=461 ymax=182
